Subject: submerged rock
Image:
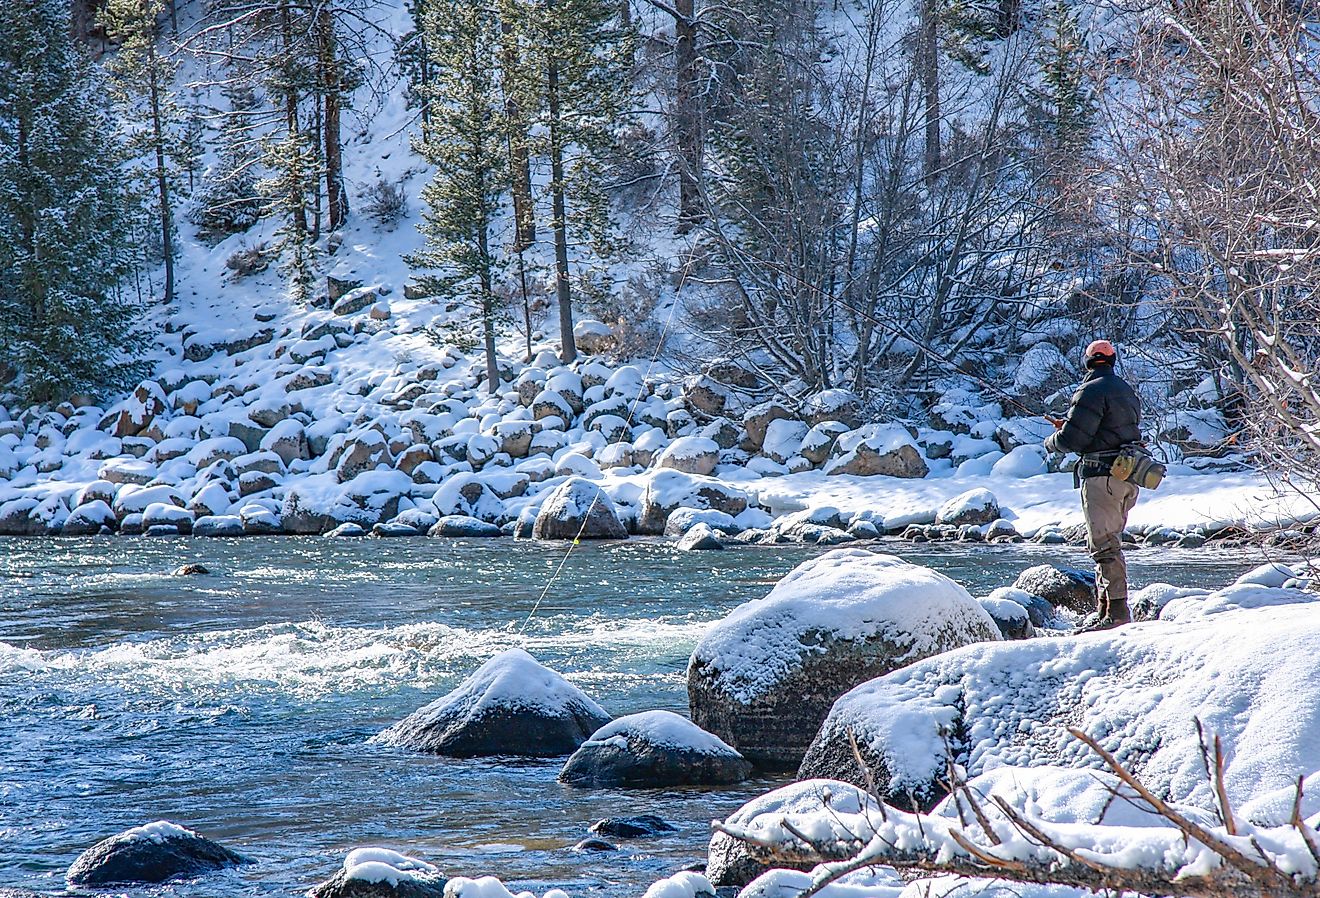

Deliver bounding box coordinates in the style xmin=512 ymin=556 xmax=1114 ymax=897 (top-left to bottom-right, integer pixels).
xmin=572 ymin=838 xmax=618 ymax=852
xmin=590 ymin=814 xmax=677 ymax=839
xmin=1014 ymin=564 xmax=1095 ymax=614
xmin=172 ymin=563 xmax=210 ymax=576
xmin=66 ymin=821 xmax=248 ymax=886
xmin=308 ymin=848 xmax=445 ymax=898
xmin=677 ymin=522 xmax=725 ymax=551
xmin=688 ymin=549 xmax=999 ymax=769
xmin=532 ymin=477 xmax=627 ymax=540
xmin=374 ymin=649 xmax=611 ymax=757
xmin=559 ymin=710 xmax=752 ymax=788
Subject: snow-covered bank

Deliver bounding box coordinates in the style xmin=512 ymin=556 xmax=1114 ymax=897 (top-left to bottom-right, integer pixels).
xmin=0 ymin=292 xmax=1302 ymax=545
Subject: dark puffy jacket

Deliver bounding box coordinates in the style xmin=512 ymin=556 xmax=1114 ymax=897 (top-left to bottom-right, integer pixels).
xmin=1045 ymin=365 xmax=1141 ymax=479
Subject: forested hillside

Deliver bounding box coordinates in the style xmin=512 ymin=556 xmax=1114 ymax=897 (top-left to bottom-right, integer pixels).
xmin=0 ymin=0 xmax=1317 ymax=536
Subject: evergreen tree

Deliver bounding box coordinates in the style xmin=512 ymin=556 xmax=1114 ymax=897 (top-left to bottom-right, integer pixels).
xmin=188 ymin=83 xmax=264 ymax=242
xmin=406 ymin=0 xmax=510 ymax=393
xmin=103 ymin=0 xmax=182 ymax=305
xmin=0 ymin=0 xmax=142 ymax=403
xmin=1035 ymin=0 xmax=1093 ymax=152
xmin=529 ymin=0 xmax=635 ymax=363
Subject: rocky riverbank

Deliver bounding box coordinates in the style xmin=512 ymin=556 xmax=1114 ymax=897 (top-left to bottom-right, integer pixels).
xmin=0 ymin=289 xmax=1303 ymax=548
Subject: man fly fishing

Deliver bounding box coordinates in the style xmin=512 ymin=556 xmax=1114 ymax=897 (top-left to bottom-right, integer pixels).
xmin=1042 ymin=340 xmax=1143 ymax=632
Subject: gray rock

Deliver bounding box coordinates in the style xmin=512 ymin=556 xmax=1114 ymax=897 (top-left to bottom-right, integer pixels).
xmin=428 ymin=515 xmax=502 ymax=538
xmin=935 ymin=488 xmax=1001 ymax=526
xmin=193 ymin=515 xmax=245 ymax=538
xmin=1014 ymin=564 xmax=1096 ymax=615
xmin=374 ymin=521 xmax=424 ymax=537
xmin=66 ymin=822 xmax=248 ymax=886
xmin=590 ymin=814 xmax=677 ymax=838
xmin=678 ymin=523 xmax=725 ymax=551
xmin=326 ymin=522 xmax=369 ymax=537
xmin=375 ymin=649 xmax=611 ymax=757
xmin=309 ymin=868 xmax=444 ymax=898
xmin=173 ymin=564 xmax=210 ymax=576
xmin=689 ymin=550 xmax=999 ymax=769
xmin=559 ymin=711 xmax=752 ymax=788
xmin=825 ymin=441 xmax=928 ymax=478
xmin=572 ymin=838 xmax=617 ymax=852
xmin=532 ymin=478 xmax=627 ymax=540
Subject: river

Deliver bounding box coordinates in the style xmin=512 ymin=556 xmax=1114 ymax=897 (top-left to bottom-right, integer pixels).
xmin=0 ymin=537 xmax=1262 ymax=896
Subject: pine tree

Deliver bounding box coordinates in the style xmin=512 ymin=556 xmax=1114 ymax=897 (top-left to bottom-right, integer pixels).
xmin=188 ymin=83 xmax=263 ymax=242
xmin=1035 ymin=0 xmax=1093 ymax=153
xmin=0 ymin=0 xmax=142 ymax=403
xmin=406 ymin=0 xmax=510 ymax=394
xmin=103 ymin=0 xmax=182 ymax=305
xmin=530 ymin=0 xmax=635 ymax=363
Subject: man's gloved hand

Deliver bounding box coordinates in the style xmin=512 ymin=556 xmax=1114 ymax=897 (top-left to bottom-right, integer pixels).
xmin=1043 ymin=430 xmax=1060 ymax=454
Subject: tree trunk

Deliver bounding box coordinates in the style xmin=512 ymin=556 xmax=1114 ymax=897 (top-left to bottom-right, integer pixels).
xmin=501 ymin=15 xmax=535 ymax=251
xmin=319 ymin=5 xmax=347 ymax=232
xmin=147 ymin=39 xmax=174 ymax=305
xmin=919 ymin=0 xmax=940 ymax=183
xmin=547 ymin=52 xmax=576 ymax=363
xmin=479 ymin=231 xmax=499 ymax=394
xmin=674 ymin=0 xmax=702 ymax=232
xmin=280 ymin=3 xmax=308 ymax=237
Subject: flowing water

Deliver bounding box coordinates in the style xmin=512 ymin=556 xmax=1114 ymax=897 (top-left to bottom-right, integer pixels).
xmin=0 ymin=536 xmax=1264 ymax=896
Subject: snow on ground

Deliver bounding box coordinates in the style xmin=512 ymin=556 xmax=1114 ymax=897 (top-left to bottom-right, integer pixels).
xmin=812 ymin=571 xmax=1320 ymax=817
xmin=746 ymin=466 xmax=1314 ymax=535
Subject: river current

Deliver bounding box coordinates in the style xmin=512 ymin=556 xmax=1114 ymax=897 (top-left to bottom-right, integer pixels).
xmin=0 ymin=537 xmax=1260 ymax=896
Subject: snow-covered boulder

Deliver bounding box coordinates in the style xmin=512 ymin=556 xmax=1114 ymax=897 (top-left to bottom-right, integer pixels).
xmin=798 ymin=421 xmax=849 ymax=466
xmin=193 ymin=515 xmax=245 ymax=538
xmin=688 ymin=549 xmax=999 ymax=769
xmin=307 ymin=848 xmax=445 ymax=898
xmin=66 ymin=821 xmax=248 ymax=886
xmin=677 ymin=522 xmax=724 ymax=551
xmin=706 ymin=779 xmax=879 ymax=887
xmin=801 ymin=389 xmax=861 ymax=428
xmin=573 ymin=318 xmax=615 ymax=355
xmin=62 ymin=500 xmax=116 ymax=536
xmin=798 ymin=583 xmax=1320 ymax=813
xmin=1014 ymin=564 xmax=1095 ymax=614
xmin=682 ymin=375 xmax=734 ymax=418
xmin=825 ymin=425 xmax=928 ymax=479
xmin=532 ymin=477 xmax=627 ymax=540
xmin=761 ymin=419 xmax=808 ymax=465
xmin=373 ymin=649 xmax=611 ymax=757
xmin=428 ymin=515 xmax=502 ymax=538
xmin=935 ymin=488 xmax=1000 ymax=526
xmin=654 ymin=436 xmax=720 ymax=476
xmin=742 ymin=400 xmax=793 ymax=449
xmin=637 ymin=470 xmax=749 ymax=534
xmin=978 ymin=593 xmax=1032 ymax=639
xmin=335 ymin=431 xmax=392 ymax=483
xmin=559 ymin=710 xmax=752 ymax=788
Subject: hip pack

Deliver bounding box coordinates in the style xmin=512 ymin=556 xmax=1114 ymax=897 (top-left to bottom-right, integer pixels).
xmin=1109 ymin=443 xmax=1165 ymax=490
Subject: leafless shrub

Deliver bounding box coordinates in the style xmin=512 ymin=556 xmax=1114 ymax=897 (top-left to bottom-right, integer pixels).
xmin=361 ymin=176 xmax=409 ymax=229
xmin=224 ymin=241 xmax=272 ymax=279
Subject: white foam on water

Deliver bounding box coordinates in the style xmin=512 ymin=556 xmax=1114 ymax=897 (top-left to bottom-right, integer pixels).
xmin=0 ymin=614 xmax=710 ymax=699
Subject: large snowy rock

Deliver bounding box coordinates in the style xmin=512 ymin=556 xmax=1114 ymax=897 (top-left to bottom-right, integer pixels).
xmin=66 ymin=821 xmax=248 ymax=886
xmin=706 ymin=779 xmax=879 ymax=887
xmin=823 ymin=425 xmax=928 ymax=478
xmin=654 ymin=436 xmax=720 ymax=476
xmin=761 ymin=419 xmax=809 ymax=465
xmin=935 ymin=488 xmax=1000 ymax=526
xmin=532 ymin=477 xmax=627 ymax=540
xmin=801 ymin=389 xmax=861 ymax=428
xmin=798 ymin=578 xmax=1320 ymax=814
xmin=62 ymin=500 xmax=116 ymax=536
xmin=688 ymin=549 xmax=999 ymax=769
xmin=559 ymin=710 xmax=752 ymax=788
xmin=637 ymin=470 xmax=749 ymax=534
xmin=373 ymin=649 xmax=611 ymax=757
xmin=308 ymin=848 xmax=445 ymax=898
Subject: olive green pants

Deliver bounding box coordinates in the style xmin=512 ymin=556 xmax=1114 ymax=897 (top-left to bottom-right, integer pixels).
xmin=1080 ymin=475 xmax=1139 ymax=614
